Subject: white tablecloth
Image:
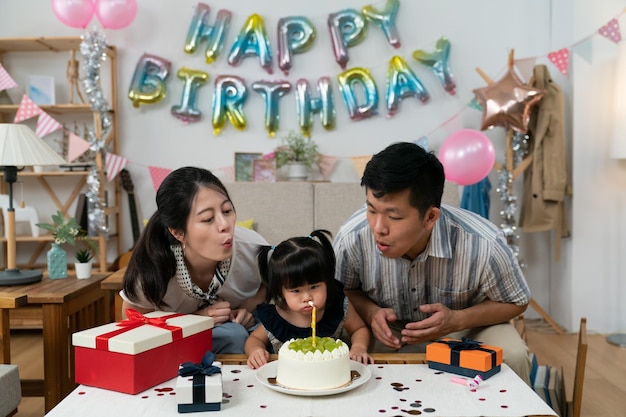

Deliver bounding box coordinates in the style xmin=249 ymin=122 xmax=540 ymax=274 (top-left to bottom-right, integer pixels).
xmin=46 ymin=363 xmax=557 ymax=417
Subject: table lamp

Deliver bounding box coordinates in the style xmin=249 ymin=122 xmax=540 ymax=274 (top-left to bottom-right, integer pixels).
xmin=0 ymin=123 xmax=66 ymax=286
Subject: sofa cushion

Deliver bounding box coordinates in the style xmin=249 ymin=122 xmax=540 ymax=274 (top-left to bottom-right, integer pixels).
xmin=0 ymin=364 xmax=21 ymax=417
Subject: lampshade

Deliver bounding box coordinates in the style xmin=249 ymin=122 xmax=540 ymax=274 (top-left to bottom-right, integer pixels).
xmin=610 ymin=41 xmax=626 ymax=159
xmin=0 ymin=123 xmax=66 ymax=166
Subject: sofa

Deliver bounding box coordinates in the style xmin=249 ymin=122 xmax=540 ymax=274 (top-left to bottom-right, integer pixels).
xmin=227 ymin=181 xmax=460 ymax=245
xmin=0 ymin=364 xmax=20 ymax=417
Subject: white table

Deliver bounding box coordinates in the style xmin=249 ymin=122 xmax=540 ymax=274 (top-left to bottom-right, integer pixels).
xmin=45 ymin=363 xmax=557 ymax=417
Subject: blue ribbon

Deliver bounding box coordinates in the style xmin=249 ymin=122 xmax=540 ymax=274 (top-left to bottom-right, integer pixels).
xmin=178 ymin=351 xmax=222 ymax=377
xmin=438 ymin=338 xmax=496 ymax=368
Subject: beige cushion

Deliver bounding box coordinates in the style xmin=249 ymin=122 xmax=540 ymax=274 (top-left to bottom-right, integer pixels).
xmin=0 ymin=364 xmax=21 ymax=417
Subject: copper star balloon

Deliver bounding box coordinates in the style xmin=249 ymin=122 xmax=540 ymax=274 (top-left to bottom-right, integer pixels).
xmin=472 ymin=68 xmax=545 ymax=133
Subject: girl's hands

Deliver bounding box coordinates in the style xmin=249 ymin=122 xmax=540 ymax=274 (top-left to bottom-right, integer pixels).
xmin=246 ymin=348 xmax=270 ymax=369
xmin=349 ymin=347 xmax=374 ymax=365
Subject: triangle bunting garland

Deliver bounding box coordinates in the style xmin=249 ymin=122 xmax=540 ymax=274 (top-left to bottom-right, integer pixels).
xmin=14 ymin=94 xmax=42 ymax=123
xmin=149 ymin=166 xmax=172 ymax=192
xmin=67 ymin=133 xmax=91 ymax=162
xmin=0 ymin=64 xmax=17 ymax=91
xmin=35 ymin=112 xmax=62 ymax=137
xmin=317 ymin=154 xmax=337 ymax=180
xmin=105 ymin=152 xmax=128 ymax=182
xmin=598 ymin=18 xmax=622 ymax=44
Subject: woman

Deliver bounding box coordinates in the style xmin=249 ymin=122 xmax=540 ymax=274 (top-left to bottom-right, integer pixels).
xmin=121 ymin=166 xmax=268 ymax=353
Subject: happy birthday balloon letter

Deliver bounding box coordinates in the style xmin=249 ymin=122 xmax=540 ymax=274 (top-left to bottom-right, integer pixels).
xmin=473 ymin=67 xmax=544 ymax=133
xmin=412 ymin=37 xmax=456 ymax=96
xmin=277 ymin=16 xmax=316 ymax=76
xmin=128 ymin=53 xmax=172 ymax=108
xmin=362 ymin=0 xmax=401 ymax=48
xmin=296 ymin=77 xmax=336 ymax=136
xmin=184 ymin=2 xmax=232 ymax=64
xmin=171 ymin=67 xmax=209 ymax=123
xmin=252 ymin=80 xmax=292 ymax=137
xmin=386 ymin=55 xmax=429 ymax=117
xmin=212 ymin=75 xmax=248 ymax=135
xmin=328 ymin=9 xmax=367 ymax=69
xmin=338 ymin=67 xmax=379 ymax=121
xmin=227 ymin=14 xmax=273 ymax=74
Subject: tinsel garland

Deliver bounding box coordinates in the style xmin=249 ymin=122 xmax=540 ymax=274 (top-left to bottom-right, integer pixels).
xmin=495 ymin=131 xmax=529 ymax=269
xmin=80 ymin=29 xmax=111 ymax=236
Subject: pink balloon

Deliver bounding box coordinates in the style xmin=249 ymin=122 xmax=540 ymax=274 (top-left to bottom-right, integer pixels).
xmin=438 ymin=129 xmax=495 ymax=186
xmin=95 ymin=0 xmax=137 ymax=29
xmin=51 ymin=0 xmax=95 ymax=29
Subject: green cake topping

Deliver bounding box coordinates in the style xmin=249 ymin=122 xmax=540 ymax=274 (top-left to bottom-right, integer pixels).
xmin=287 ymin=337 xmax=343 ymax=353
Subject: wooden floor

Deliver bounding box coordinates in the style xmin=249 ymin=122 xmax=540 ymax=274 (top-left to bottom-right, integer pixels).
xmin=8 ymin=319 xmax=626 ymax=417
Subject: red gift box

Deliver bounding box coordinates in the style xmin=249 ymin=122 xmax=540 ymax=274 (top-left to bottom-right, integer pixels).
xmin=426 ymin=338 xmax=503 ymax=380
xmin=72 ymin=310 xmax=214 ymax=394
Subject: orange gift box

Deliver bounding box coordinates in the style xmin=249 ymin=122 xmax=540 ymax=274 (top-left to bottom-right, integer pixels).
xmin=426 ymin=338 xmax=503 ymax=379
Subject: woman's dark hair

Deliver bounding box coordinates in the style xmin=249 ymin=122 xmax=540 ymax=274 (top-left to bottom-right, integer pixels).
xmin=123 ymin=167 xmax=232 ymax=308
xmin=361 ymin=142 xmax=445 ymax=215
xmin=257 ymin=229 xmax=337 ymax=310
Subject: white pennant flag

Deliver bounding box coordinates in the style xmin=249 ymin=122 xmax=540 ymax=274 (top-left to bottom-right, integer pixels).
xmin=105 ymin=152 xmax=128 ymax=182
xmin=36 ymin=112 xmax=62 ymax=137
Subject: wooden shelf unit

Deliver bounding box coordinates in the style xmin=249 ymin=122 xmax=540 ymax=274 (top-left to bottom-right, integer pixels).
xmin=0 ymin=36 xmax=121 ymax=272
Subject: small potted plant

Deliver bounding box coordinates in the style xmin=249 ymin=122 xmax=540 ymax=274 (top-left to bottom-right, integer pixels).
xmin=74 ymin=246 xmax=96 ymax=279
xmin=274 ymin=131 xmax=320 ymax=181
xmin=37 ymin=210 xmax=98 ymax=279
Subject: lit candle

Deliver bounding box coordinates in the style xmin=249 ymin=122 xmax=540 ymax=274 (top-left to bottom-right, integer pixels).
xmin=309 ymin=301 xmax=316 ymax=347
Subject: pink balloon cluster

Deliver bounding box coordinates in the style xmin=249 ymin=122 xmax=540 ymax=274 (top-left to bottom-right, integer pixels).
xmin=52 ymin=0 xmax=137 ymax=29
xmin=438 ymin=129 xmax=495 ymax=186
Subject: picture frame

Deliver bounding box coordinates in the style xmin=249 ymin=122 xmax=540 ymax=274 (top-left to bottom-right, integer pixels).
xmin=253 ymin=158 xmax=277 ymax=183
xmin=27 ymin=75 xmax=55 ymax=105
xmin=235 ymin=152 xmax=263 ymax=182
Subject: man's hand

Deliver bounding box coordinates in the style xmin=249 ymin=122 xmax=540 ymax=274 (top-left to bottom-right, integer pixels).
xmin=400 ymin=303 xmax=457 ymax=344
xmin=371 ymin=308 xmax=402 ymax=349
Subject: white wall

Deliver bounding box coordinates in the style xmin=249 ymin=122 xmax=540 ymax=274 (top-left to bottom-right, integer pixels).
xmin=0 ymin=0 xmax=624 ymax=334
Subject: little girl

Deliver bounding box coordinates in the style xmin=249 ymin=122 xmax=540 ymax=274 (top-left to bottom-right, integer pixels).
xmin=245 ymin=229 xmax=374 ymax=369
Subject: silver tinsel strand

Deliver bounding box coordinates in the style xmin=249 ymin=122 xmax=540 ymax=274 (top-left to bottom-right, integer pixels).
xmin=496 ymin=131 xmax=530 ymax=269
xmin=80 ymin=29 xmax=110 ymax=236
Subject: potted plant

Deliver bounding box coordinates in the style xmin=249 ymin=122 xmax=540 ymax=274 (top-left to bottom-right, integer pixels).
xmin=36 ymin=210 xmax=98 ymax=279
xmin=274 ymin=131 xmax=319 ymax=181
xmin=74 ymin=246 xmax=96 ymax=279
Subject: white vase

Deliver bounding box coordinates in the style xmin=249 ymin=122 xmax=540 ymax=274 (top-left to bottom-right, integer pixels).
xmin=286 ymin=162 xmax=309 ymax=181
xmin=74 ymin=262 xmax=93 ymax=279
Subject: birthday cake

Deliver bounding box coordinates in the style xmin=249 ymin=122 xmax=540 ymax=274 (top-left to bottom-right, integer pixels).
xmin=276 ymin=337 xmax=351 ymax=390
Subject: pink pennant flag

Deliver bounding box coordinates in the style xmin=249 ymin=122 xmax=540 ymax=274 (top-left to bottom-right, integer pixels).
xmin=0 ymin=64 xmax=17 ymax=91
xmin=351 ymin=155 xmax=372 ymax=179
xmin=514 ymin=57 xmax=538 ymax=82
xmin=598 ymin=18 xmax=622 ymax=43
xmin=149 ymin=166 xmax=172 ymax=192
xmin=317 ymin=154 xmax=337 ymax=180
xmin=219 ymin=165 xmax=235 ymax=181
xmin=67 ymin=133 xmax=91 ymax=162
xmin=105 ymin=152 xmax=128 ymax=182
xmin=35 ymin=112 xmax=62 ymax=137
xmin=547 ymin=48 xmax=570 ymax=76
xmin=13 ymin=94 xmax=42 ymax=123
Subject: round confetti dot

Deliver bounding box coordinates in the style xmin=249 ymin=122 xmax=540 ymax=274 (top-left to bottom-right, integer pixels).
xmin=376 ymin=376 xmax=383 ymax=380
xmin=479 ymin=398 xmax=486 ymax=401
xmin=233 ymin=378 xmax=240 ymax=382
xmin=391 ymin=382 xmax=404 ymax=387
xmin=415 ymin=379 xmax=422 ymax=382
xmin=231 ymin=369 xmax=241 ymax=373
xmin=169 ymin=392 xmax=176 ymax=395
xmin=222 ymin=399 xmax=230 ymax=404
xmin=500 ymin=405 xmax=509 ymax=408
xmin=260 ymin=404 xmax=267 ymax=408
xmin=410 ymin=403 xmax=422 ymax=408
xmin=378 ymin=409 xmax=386 ymax=413
xmin=423 ymin=408 xmax=436 ymax=413
xmin=141 ymin=396 xmax=148 ymax=399
xmin=78 ymin=392 xmax=86 ymax=395
xmin=247 ymin=384 xmax=254 ymax=388
xmin=406 ymin=410 xmax=421 ymax=415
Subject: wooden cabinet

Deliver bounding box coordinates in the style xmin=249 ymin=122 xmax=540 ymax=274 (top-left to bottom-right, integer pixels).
xmin=0 ymin=37 xmax=121 ymax=272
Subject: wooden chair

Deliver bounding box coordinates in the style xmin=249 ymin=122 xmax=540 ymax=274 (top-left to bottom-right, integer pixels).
xmin=566 ymin=317 xmax=588 ymax=417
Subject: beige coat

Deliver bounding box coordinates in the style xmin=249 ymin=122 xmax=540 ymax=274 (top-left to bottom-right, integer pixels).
xmin=519 ymin=65 xmax=569 ymax=250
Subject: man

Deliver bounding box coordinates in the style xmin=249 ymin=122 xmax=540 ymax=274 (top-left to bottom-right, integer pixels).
xmin=333 ymin=142 xmax=532 ymax=383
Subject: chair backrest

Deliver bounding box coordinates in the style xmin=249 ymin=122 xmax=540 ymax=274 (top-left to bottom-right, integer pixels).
xmin=569 ymin=317 xmax=588 ymax=417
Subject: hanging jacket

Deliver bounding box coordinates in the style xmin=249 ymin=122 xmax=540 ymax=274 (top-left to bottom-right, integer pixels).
xmin=519 ymin=65 xmax=569 ymax=257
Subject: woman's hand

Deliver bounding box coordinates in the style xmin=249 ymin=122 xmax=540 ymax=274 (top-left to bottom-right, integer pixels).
xmin=230 ymin=308 xmax=255 ymax=329
xmin=198 ymin=300 xmax=231 ymax=325
xmin=246 ymin=348 xmax=270 ymax=369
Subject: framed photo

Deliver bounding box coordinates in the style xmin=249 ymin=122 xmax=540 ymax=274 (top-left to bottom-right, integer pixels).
xmin=253 ymin=158 xmax=277 ymax=183
xmin=27 ymin=75 xmax=55 ymax=105
xmin=235 ymin=152 xmax=262 ymax=182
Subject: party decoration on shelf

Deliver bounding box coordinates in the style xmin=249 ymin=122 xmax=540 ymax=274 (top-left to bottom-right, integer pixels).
xmin=211 ymin=75 xmax=248 ymax=135
xmin=438 ymin=129 xmax=495 ymax=186
xmin=277 ymin=16 xmax=316 ymax=75
xmin=80 ymin=29 xmax=112 ymax=237
xmin=337 ymin=67 xmax=379 ymax=121
xmin=386 ymin=55 xmax=429 ymax=117
xmin=327 ymin=9 xmax=367 ymax=69
xmin=251 ymin=80 xmax=292 ymax=137
xmin=412 ymin=37 xmax=456 ymax=95
xmin=170 ymin=67 xmax=209 ymax=123
xmin=184 ymin=2 xmax=232 ymax=64
xmin=52 ymin=0 xmax=94 ymax=28
xmin=295 ymin=77 xmax=336 ymax=136
xmin=128 ymin=53 xmax=172 ymax=108
xmin=473 ymin=51 xmax=545 ymax=133
xmin=362 ymin=0 xmax=401 ymax=48
xmin=0 ymin=63 xmax=17 ymax=91
xmin=227 ymin=14 xmax=273 ymax=74
xmin=94 ymin=0 xmax=137 ymax=30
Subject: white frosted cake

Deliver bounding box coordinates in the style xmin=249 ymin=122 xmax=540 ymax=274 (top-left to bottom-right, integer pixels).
xmin=276 ymin=337 xmax=351 ymax=390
